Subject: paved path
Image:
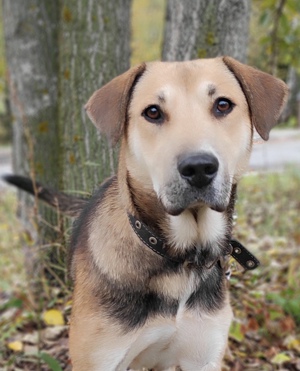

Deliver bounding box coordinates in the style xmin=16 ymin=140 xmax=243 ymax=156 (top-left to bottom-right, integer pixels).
xmin=249 ymin=129 xmax=300 ymax=171
xmin=1 ymin=129 xmax=300 ymax=189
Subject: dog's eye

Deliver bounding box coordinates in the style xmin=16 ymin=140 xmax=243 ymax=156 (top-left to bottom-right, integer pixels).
xmin=142 ymin=105 xmax=164 ymax=123
xmin=213 ymin=98 xmax=234 ymax=117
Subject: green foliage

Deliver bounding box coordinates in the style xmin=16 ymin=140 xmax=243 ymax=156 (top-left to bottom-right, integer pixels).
xmin=39 ymin=352 xmax=63 ymax=371
xmin=235 ymin=168 xmax=300 ymax=239
xmin=267 ymin=290 xmax=300 ymax=325
xmin=250 ymin=0 xmax=300 ymax=75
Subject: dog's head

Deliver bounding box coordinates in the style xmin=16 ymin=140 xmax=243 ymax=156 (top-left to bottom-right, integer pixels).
xmin=85 ymin=57 xmax=288 ymax=215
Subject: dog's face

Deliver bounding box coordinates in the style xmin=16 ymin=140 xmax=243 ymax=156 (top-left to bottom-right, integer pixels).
xmin=85 ymin=57 xmax=288 ymax=215
xmin=127 ymin=59 xmax=251 ymax=215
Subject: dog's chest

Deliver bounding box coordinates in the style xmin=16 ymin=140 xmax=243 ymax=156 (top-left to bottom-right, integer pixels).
xmin=128 ymin=287 xmax=232 ymax=370
xmin=150 ymin=262 xmax=224 ymax=313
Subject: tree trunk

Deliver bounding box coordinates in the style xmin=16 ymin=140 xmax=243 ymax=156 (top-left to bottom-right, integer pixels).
xmin=59 ymin=0 xmax=131 ymax=193
xmin=3 ymin=0 xmax=61 ymax=285
xmin=3 ymin=0 xmax=132 ymax=285
xmin=162 ymin=0 xmax=250 ymax=63
xmin=280 ymin=66 xmax=299 ymax=123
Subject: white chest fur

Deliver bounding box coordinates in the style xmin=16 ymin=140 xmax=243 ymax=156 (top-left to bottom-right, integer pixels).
xmin=125 ymin=298 xmax=232 ymax=370
xmin=124 ymin=208 xmax=231 ymax=370
xmin=168 ymin=207 xmax=226 ymax=251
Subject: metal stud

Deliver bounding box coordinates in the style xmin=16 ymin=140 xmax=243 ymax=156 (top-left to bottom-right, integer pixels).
xmin=246 ymin=260 xmax=255 ymax=268
xmin=135 ymin=220 xmax=141 ymax=229
xmin=149 ymin=237 xmax=157 ymax=245
xmin=234 ymin=247 xmax=241 ymax=254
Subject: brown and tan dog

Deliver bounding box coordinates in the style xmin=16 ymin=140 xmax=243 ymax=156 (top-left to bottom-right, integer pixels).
xmin=5 ymin=57 xmax=288 ymax=370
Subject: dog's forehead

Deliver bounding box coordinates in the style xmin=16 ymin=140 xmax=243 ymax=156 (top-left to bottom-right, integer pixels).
xmin=134 ymin=58 xmax=242 ymax=99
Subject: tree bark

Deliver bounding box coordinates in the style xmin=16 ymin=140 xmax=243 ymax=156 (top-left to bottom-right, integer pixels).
xmin=3 ymin=0 xmax=61 ymax=284
xmin=59 ymin=0 xmax=131 ymax=193
xmin=162 ymin=0 xmax=251 ymax=63
xmin=3 ymin=0 xmax=132 ymax=284
xmin=280 ymin=66 xmax=299 ymax=122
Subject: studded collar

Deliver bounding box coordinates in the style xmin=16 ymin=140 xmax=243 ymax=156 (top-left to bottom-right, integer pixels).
xmin=128 ymin=213 xmax=260 ymax=271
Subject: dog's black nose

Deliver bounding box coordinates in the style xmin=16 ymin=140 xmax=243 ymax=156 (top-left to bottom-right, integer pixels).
xmin=177 ymin=153 xmax=219 ymax=188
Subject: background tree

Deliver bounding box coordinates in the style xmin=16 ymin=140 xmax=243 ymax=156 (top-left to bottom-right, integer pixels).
xmin=59 ymin=1 xmax=131 ymax=193
xmin=249 ymin=0 xmax=300 ymax=124
xmin=3 ymin=0 xmax=60 ymax=284
xmin=162 ymin=0 xmax=251 ymax=62
xmin=2 ymin=0 xmax=132 ymax=284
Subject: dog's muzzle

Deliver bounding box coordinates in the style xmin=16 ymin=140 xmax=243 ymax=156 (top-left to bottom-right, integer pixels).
xmin=177 ymin=153 xmax=219 ymax=188
xmin=161 ymin=152 xmax=229 ymax=215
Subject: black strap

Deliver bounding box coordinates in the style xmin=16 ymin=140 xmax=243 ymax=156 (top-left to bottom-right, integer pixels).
xmin=128 ymin=213 xmax=260 ymax=271
xmin=230 ymin=239 xmax=260 ymax=270
xmin=128 ymin=213 xmax=180 ymax=263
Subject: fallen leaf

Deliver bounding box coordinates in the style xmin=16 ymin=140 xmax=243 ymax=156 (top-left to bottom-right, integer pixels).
xmin=43 ymin=325 xmax=68 ymax=341
xmin=23 ymin=331 xmax=39 ymax=344
xmin=280 ymin=315 xmax=296 ymax=333
xmin=229 ymin=321 xmax=245 ymax=343
xmin=7 ymin=340 xmax=23 ymax=352
xmin=284 ymin=335 xmax=300 ymax=353
xmin=43 ymin=309 xmax=65 ymax=326
xmin=24 ymin=344 xmax=38 ymax=355
xmin=271 ymin=352 xmax=292 ymax=365
xmin=247 ymin=317 xmax=259 ymax=331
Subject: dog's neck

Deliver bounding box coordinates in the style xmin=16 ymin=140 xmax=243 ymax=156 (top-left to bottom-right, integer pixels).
xmin=117 ymin=146 xmax=237 ymax=259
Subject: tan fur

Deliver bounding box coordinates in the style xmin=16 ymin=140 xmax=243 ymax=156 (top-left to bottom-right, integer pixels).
xmin=69 ymin=58 xmax=288 ymax=370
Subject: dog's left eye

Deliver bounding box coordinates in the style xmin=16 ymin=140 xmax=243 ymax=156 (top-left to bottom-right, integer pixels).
xmin=213 ymin=98 xmax=234 ymax=117
xmin=142 ymin=105 xmax=164 ymax=123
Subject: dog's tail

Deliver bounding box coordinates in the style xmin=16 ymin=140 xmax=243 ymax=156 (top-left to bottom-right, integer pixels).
xmin=3 ymin=174 xmax=87 ymax=217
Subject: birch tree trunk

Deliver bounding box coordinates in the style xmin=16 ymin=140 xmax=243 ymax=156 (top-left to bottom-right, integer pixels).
xmin=3 ymin=0 xmax=61 ymax=283
xmin=162 ymin=0 xmax=251 ymax=63
xmin=59 ymin=0 xmax=131 ymax=193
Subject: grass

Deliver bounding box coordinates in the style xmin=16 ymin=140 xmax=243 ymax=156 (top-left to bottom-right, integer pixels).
xmin=236 ymin=168 xmax=300 ymax=240
xmin=0 ymin=190 xmax=25 ymax=292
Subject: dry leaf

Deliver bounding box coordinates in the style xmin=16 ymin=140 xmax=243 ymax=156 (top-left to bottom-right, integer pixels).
xmin=43 ymin=309 xmax=65 ymax=326
xmin=271 ymin=352 xmax=292 ymax=365
xmin=7 ymin=340 xmax=23 ymax=352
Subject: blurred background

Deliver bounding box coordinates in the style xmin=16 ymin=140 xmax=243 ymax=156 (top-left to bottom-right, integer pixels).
xmin=0 ymin=0 xmax=299 ymax=370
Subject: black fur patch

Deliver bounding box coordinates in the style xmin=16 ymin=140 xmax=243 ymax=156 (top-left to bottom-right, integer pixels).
xmin=186 ymin=265 xmax=225 ymax=312
xmin=95 ymin=272 xmax=179 ymax=331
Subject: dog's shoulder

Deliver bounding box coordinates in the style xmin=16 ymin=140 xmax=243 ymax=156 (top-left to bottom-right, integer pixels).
xmin=69 ymin=175 xmax=117 ymax=261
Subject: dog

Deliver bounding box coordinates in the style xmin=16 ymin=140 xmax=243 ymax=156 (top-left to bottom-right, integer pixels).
xmin=5 ymin=57 xmax=288 ymax=370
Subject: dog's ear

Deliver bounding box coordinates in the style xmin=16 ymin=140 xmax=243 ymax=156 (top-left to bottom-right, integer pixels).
xmin=85 ymin=63 xmax=146 ymax=145
xmin=223 ymin=56 xmax=288 ymax=140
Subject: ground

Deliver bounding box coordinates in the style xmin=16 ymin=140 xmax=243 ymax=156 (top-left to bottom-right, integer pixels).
xmin=0 ymin=165 xmax=299 ymax=370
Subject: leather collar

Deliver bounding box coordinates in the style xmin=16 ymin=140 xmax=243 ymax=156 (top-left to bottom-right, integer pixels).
xmin=128 ymin=213 xmax=260 ymax=271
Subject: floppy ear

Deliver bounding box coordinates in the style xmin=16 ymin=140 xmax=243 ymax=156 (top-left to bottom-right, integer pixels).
xmin=223 ymin=56 xmax=288 ymax=140
xmin=85 ymin=63 xmax=146 ymax=145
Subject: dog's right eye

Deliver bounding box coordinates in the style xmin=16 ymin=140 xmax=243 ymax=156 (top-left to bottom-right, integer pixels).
xmin=213 ymin=97 xmax=235 ymax=117
xmin=142 ymin=105 xmax=164 ymax=124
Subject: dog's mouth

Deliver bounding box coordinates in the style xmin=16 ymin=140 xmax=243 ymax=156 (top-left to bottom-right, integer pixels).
xmin=159 ymin=183 xmax=230 ymax=216
xmin=162 ymin=200 xmax=227 ymax=216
